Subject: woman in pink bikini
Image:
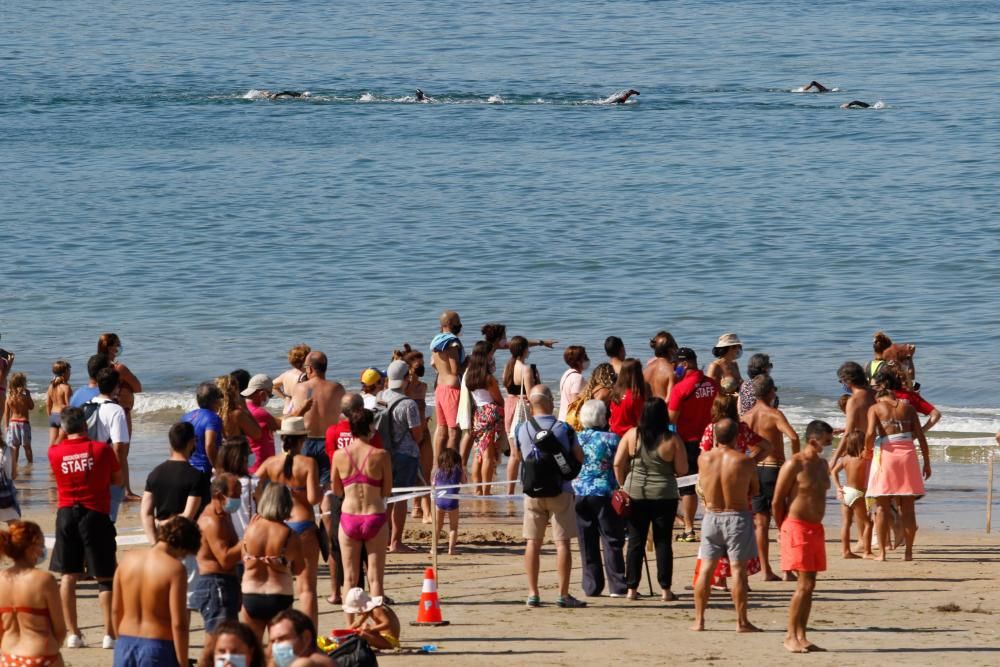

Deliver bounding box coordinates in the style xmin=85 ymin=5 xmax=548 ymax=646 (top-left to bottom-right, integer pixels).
xmin=331 ymin=407 xmax=392 ymax=611
xmin=0 ymin=521 xmax=66 ymax=666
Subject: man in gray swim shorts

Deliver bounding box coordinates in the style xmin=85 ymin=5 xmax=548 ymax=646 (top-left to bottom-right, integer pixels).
xmin=690 ymin=418 xmax=762 ymax=633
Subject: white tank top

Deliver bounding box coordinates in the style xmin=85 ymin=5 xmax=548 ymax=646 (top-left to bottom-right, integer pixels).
xmin=472 ymin=388 xmax=495 ymax=407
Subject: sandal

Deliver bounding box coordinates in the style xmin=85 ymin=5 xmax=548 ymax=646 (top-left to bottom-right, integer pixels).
xmin=525 ymin=595 xmax=541 ymax=608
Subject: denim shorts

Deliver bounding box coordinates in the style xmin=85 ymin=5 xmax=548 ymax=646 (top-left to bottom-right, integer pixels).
xmin=303 ymin=437 xmax=331 ymax=487
xmin=391 ymin=453 xmax=420 ymax=488
xmin=189 ymin=572 xmax=241 ymax=633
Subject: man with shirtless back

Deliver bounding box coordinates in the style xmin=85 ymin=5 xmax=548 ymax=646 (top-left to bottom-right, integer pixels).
xmin=831 ymin=362 xmax=875 ymax=464
xmin=741 ymin=374 xmax=800 ymax=581
xmin=773 ymin=420 xmax=833 ymax=654
xmin=292 ymin=351 xmax=342 ymax=490
xmin=691 ymin=418 xmax=761 ymax=633
xmin=644 ymin=331 xmax=678 ymax=401
xmin=430 ymin=311 xmax=466 ymax=456
xmin=112 ymin=516 xmax=202 ymax=667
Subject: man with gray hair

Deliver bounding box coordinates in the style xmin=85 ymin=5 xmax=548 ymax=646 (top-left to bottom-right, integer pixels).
xmin=741 ymin=374 xmax=800 ymax=582
xmin=571 ymin=399 xmax=626 ymax=598
xmin=510 ymin=384 xmax=586 ymax=608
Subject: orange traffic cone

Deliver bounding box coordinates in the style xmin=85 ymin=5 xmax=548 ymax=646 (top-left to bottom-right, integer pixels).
xmin=411 ymin=567 xmax=450 ymax=626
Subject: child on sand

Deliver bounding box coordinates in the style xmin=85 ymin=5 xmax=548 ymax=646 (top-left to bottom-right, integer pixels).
xmin=433 ymin=448 xmax=465 ymax=555
xmin=1 ymin=373 xmax=34 ymax=464
xmin=344 ymin=587 xmax=401 ymax=651
xmin=831 ymin=430 xmax=873 ymax=559
xmin=45 ymin=360 xmax=72 ymax=445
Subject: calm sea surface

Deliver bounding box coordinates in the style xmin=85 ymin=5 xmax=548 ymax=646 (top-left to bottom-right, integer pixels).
xmin=2 ymin=1 xmax=999 ymax=509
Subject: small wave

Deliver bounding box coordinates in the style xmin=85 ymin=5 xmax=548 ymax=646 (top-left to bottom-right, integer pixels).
xmin=872 ymin=100 xmax=886 ymax=110
xmin=790 ymin=86 xmax=841 ymax=93
xmin=358 ymin=92 xmax=376 ymax=102
xmin=487 ymin=94 xmax=504 ymax=104
xmin=242 ymin=89 xmax=268 ymax=100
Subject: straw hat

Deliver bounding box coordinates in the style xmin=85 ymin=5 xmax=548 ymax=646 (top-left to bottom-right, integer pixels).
xmin=715 ymin=333 xmax=742 ymax=348
xmin=278 ymin=416 xmax=307 ymax=436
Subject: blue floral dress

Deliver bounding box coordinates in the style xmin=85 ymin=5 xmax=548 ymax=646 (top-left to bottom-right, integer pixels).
xmin=572 ymin=429 xmax=621 ymax=497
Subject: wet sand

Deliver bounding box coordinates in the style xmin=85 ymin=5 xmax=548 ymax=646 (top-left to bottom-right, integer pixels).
xmin=24 ymin=502 xmax=1000 ymax=666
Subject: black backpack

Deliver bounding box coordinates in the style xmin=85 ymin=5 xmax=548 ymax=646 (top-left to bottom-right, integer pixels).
xmin=520 ymin=416 xmax=582 ymax=498
xmin=330 ymin=634 xmax=378 ymax=667
xmin=81 ymin=401 xmax=105 ymax=442
xmin=373 ymin=395 xmax=410 ymax=453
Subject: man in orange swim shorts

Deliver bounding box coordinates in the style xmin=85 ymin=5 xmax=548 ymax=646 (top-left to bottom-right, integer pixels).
xmin=773 ymin=419 xmax=833 ymax=654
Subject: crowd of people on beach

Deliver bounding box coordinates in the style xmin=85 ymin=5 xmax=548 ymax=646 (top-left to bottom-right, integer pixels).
xmin=0 ymin=320 xmax=959 ymax=662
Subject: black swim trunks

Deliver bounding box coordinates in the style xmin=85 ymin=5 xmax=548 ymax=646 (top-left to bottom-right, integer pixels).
xmin=751 ymin=465 xmax=781 ymax=514
xmin=678 ymin=441 xmax=701 ymax=497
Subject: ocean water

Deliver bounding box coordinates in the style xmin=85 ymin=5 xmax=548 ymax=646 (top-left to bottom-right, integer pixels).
xmin=2 ymin=1 xmax=999 ymax=502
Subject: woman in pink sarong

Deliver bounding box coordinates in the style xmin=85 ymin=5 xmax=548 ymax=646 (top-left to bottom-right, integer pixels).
xmin=864 ymin=367 xmax=931 ymax=562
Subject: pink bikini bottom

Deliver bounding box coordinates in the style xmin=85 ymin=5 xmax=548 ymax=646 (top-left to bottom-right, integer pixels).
xmin=340 ymin=511 xmax=388 ymax=542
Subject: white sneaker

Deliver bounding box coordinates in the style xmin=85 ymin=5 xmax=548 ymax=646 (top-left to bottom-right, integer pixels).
xmin=102 ymin=635 xmax=116 ymax=650
xmin=65 ymin=634 xmax=85 ymax=648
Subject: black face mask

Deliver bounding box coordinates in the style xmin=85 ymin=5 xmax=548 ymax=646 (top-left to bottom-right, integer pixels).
xmin=414 ymin=365 xmax=426 ymax=377
xmin=453 ymin=324 xmax=463 ymax=335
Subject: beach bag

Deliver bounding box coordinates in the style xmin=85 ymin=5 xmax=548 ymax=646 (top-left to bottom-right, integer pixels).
xmin=611 ymin=437 xmax=638 ymax=518
xmin=329 ymin=634 xmax=378 ymax=667
xmin=82 ymin=401 xmax=104 ymax=441
xmin=520 ymin=416 xmax=582 ymax=498
xmin=373 ymin=396 xmax=409 ymax=453
xmin=507 ymin=370 xmax=529 ymax=446
xmin=0 ymin=458 xmax=17 ymax=510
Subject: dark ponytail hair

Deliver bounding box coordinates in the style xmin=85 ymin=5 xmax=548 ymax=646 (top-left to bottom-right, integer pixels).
xmin=281 ymin=434 xmax=304 ymax=479
xmin=347 ymin=407 xmax=375 ymax=438
xmin=637 ymin=398 xmax=671 ymax=451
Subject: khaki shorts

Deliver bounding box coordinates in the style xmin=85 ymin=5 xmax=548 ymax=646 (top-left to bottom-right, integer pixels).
xmin=523 ymin=491 xmax=576 ymax=541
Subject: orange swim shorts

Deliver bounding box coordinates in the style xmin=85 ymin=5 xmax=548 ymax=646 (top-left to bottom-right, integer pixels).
xmin=434 ymin=384 xmax=461 ymax=429
xmin=780 ymin=518 xmax=826 ymax=573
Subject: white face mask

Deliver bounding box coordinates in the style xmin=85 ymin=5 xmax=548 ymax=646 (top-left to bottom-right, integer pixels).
xmin=271 ymin=641 xmax=297 ymax=667
xmin=581 ymin=361 xmax=590 ymax=372
xmin=215 ymin=655 xmax=247 ymax=667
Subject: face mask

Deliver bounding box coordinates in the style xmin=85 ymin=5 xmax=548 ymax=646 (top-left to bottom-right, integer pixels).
xmin=734 ymin=349 xmax=742 ymax=360
xmin=247 ymin=452 xmax=256 ymax=469
xmin=224 ymin=497 xmax=241 ymax=514
xmin=581 ymin=361 xmax=590 ymax=372
xmin=675 ymin=364 xmax=686 ymax=380
xmin=414 ymin=365 xmax=425 ymax=378
xmin=271 ymin=641 xmax=297 ymax=667
xmin=453 ymin=324 xmax=462 ymax=335
xmin=841 ymin=382 xmax=852 ymax=394
xmin=488 ymin=360 xmax=496 ymax=374
xmin=215 ymin=655 xmax=247 ymax=667
xmin=36 ymin=546 xmax=48 ymax=566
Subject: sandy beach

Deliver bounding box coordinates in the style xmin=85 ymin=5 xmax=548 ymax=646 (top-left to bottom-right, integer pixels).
xmin=24 ymin=502 xmax=999 ymax=667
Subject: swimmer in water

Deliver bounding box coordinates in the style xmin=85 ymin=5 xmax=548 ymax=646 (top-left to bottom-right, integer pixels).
xmin=609 ymin=89 xmax=640 ymax=104
xmin=414 ymin=89 xmax=435 ymax=103
xmin=249 ymin=90 xmax=305 ymax=100
xmin=841 ymin=100 xmax=872 ymax=109
xmin=801 ymin=81 xmax=831 ymax=93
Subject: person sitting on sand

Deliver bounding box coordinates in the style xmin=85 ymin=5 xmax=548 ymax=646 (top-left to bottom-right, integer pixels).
xmin=112 ymin=516 xmax=202 ymax=667
xmin=198 ymin=619 xmax=265 ymax=667
xmin=831 ymin=430 xmax=873 ymax=559
xmin=801 ymin=81 xmax=831 ymax=92
xmin=690 ymin=418 xmax=760 ymax=633
xmin=772 ymin=420 xmax=833 ymax=654
xmin=266 ymin=609 xmax=333 ymax=666
xmin=343 ymin=587 xmax=401 ymax=651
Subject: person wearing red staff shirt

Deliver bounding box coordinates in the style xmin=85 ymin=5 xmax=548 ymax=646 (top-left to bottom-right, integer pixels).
xmin=668 ymin=348 xmax=719 ymax=543
xmin=49 ymin=406 xmax=123 ymax=651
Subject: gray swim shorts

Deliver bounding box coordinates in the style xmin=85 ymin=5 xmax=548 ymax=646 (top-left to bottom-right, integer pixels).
xmin=698 ymin=511 xmax=758 ymax=563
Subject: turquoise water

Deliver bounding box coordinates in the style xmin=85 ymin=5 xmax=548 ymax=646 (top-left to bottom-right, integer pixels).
xmin=2 ymin=0 xmax=998 ymax=466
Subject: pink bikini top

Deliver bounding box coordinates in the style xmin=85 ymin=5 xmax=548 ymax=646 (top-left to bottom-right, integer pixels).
xmin=343 ymin=448 xmax=381 ymax=488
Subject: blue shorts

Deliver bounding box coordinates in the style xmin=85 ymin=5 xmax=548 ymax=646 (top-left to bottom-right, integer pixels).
xmin=303 ymin=437 xmax=330 ymax=487
xmin=391 ymin=453 xmax=420 ymax=488
xmin=189 ymin=573 xmax=241 ymax=633
xmin=113 ymin=635 xmax=178 ymax=667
